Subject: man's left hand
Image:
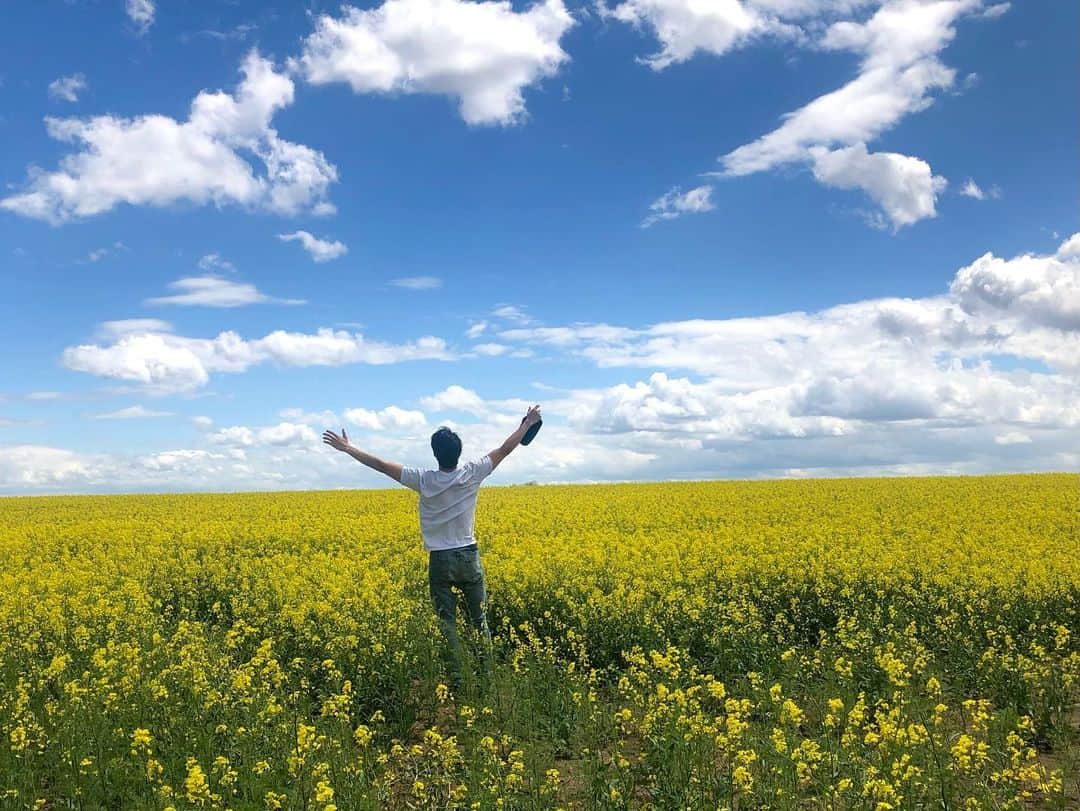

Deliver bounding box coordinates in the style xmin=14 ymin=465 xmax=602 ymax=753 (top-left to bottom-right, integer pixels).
xmin=323 ymin=429 xmax=351 ymax=452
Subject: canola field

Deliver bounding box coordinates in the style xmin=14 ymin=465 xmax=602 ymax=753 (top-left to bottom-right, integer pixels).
xmin=1 ymin=473 xmax=1078 ymax=810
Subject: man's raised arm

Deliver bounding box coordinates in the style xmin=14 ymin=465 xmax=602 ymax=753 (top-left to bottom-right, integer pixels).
xmin=323 ymin=428 xmax=404 ymax=483
xmin=488 ymin=405 xmax=541 ymax=472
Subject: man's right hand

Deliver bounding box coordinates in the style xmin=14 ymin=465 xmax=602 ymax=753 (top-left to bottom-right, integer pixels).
xmin=523 ymin=404 xmax=542 ymax=427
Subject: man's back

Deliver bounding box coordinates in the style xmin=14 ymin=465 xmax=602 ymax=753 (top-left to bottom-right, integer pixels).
xmin=400 ymin=456 xmax=493 ymax=550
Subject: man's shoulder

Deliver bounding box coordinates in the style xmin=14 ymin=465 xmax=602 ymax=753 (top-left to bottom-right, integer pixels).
xmin=465 ymin=455 xmax=493 ymax=478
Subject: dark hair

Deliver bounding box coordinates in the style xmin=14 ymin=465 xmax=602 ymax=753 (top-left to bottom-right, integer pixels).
xmin=431 ymin=426 xmax=462 ymax=469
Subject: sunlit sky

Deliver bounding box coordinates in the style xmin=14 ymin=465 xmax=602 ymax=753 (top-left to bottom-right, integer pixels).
xmin=1 ymin=0 xmax=1077 ymax=493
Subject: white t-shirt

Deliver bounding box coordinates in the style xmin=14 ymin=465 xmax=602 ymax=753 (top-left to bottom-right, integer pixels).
xmin=399 ymin=455 xmax=494 ymax=551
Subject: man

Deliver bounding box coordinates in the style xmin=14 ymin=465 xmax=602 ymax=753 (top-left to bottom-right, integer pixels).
xmin=322 ymin=404 xmax=542 ymax=686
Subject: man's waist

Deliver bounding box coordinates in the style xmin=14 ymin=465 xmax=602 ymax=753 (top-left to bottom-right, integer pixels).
xmin=428 ymin=542 xmax=478 ymax=554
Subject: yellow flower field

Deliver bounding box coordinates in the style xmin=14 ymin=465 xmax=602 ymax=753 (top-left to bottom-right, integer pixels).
xmin=1 ymin=473 xmax=1077 ymax=809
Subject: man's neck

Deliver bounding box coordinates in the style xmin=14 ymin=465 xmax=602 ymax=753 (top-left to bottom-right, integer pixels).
xmin=439 ymin=466 xmax=457 ymax=473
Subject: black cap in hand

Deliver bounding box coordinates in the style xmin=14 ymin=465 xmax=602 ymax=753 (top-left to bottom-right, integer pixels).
xmin=520 ymin=416 xmax=542 ymax=446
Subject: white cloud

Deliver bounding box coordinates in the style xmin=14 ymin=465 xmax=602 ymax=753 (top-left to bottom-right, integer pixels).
xmin=93 ymin=405 xmax=174 ymax=419
xmin=48 ymin=73 xmax=87 ymax=102
xmin=466 ymin=321 xmax=488 ymax=338
xmin=496 ymin=237 xmax=1080 ymax=442
xmin=77 ymin=240 xmax=126 ymax=265
xmin=344 ymin=405 xmax=427 ymax=431
xmin=994 ymin=431 xmax=1030 ymax=445
xmin=642 ymin=184 xmax=715 ymax=227
xmin=474 ymin=343 xmax=509 ymax=356
xmin=198 ymin=253 xmax=237 ymax=273
xmin=713 ymin=0 xmax=983 ymax=228
xmin=138 ymin=449 xmax=235 ymax=473
xmin=1058 ymin=234 xmax=1080 ymax=261
xmin=950 ymin=234 xmax=1080 ymax=332
xmin=66 ymin=333 xmax=212 ymax=391
xmin=278 ymin=231 xmax=348 ymax=263
xmin=96 ymin=319 xmax=174 ymax=339
xmin=978 ymin=2 xmax=1009 ymax=18
xmin=421 ymin=385 xmax=489 ymax=415
xmin=14 ymin=234 xmax=1080 ymax=493
xmin=209 ymin=426 xmax=256 ymax=447
xmin=390 ymin=276 xmax=442 ymax=290
xmin=126 ymin=0 xmax=155 ymax=33
xmin=809 ymin=143 xmax=947 ymax=229
xmin=959 ymin=178 xmax=1000 ymax=201
xmin=602 ymin=0 xmax=886 ymax=70
xmin=257 ymin=422 xmax=319 ymax=446
xmin=492 ymin=304 xmax=535 ymax=324
xmin=292 ymin=0 xmax=575 ymax=126
xmin=723 ymin=0 xmax=976 ymax=174
xmin=192 ymin=415 xmax=214 ymax=429
xmin=960 ymin=178 xmax=985 ymax=199
xmin=62 ymin=324 xmax=457 ymax=392
xmin=419 ymin=386 xmax=533 ymax=422
xmin=569 ymin=371 xmax=849 ymax=439
xmin=2 ymin=52 xmax=336 ymax=223
xmin=279 ymin=408 xmax=340 ymax=427
xmin=145 ymin=275 xmax=305 ymax=308
xmin=0 ymin=445 xmax=98 ymax=487
xmin=606 ymin=0 xmax=766 ymax=70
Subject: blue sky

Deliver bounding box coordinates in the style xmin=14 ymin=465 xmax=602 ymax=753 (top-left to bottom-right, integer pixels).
xmin=0 ymin=0 xmax=1077 ymax=493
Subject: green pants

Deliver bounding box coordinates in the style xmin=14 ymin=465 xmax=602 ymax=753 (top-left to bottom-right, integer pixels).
xmin=428 ymin=545 xmax=491 ymax=685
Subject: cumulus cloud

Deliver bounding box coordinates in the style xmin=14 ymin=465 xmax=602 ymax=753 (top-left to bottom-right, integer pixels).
xmin=723 ymin=1 xmax=976 ymax=175
xmin=606 ymin=0 xmax=765 ymax=69
xmin=292 ymin=0 xmax=575 ymax=126
xmin=278 ymin=408 xmax=340 ymax=427
xmin=419 ymin=386 xmax=534 ymax=425
xmin=994 ymin=430 xmax=1029 ymax=445
xmin=809 ymin=143 xmax=947 ymax=229
xmin=959 ymin=178 xmax=1000 ymax=201
xmin=12 ymin=235 xmax=1079 ymax=493
xmin=2 ymin=52 xmax=336 ymax=223
xmin=198 ymin=253 xmax=237 ymax=273
xmin=145 ymin=275 xmax=305 ymax=308
xmin=93 ymin=405 xmax=174 ymax=419
xmin=48 ymin=73 xmax=87 ymax=102
xmin=126 ymin=0 xmax=155 ymax=33
xmin=62 ymin=324 xmax=457 ymax=392
xmin=277 ymin=231 xmax=348 ymax=262
xmin=0 ymin=445 xmax=99 ymax=487
xmin=492 ymin=304 xmax=535 ymax=324
xmin=256 ymin=422 xmax=319 ymax=446
xmin=950 ymin=236 xmax=1080 ymax=332
xmin=96 ymin=318 xmax=173 ymax=339
xmin=978 ymin=2 xmax=1008 ymax=18
xmin=421 ymin=385 xmax=489 ymax=415
xmin=390 ymin=276 xmax=442 ymax=290
xmin=138 ymin=449 xmax=236 ymax=474
xmin=641 ymin=184 xmax=715 ymax=227
xmin=344 ymin=405 xmax=427 ymax=431
xmin=497 ymin=235 xmax=1080 ymax=443
xmin=960 ymin=178 xmax=985 ymax=199
xmin=705 ymin=0 xmax=987 ymax=228
xmin=602 ymin=0 xmax=893 ymax=70
xmin=208 ymin=426 xmax=256 ymax=447
xmin=608 ymin=0 xmax=997 ymax=230
xmin=569 ymin=371 xmax=849 ymax=439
